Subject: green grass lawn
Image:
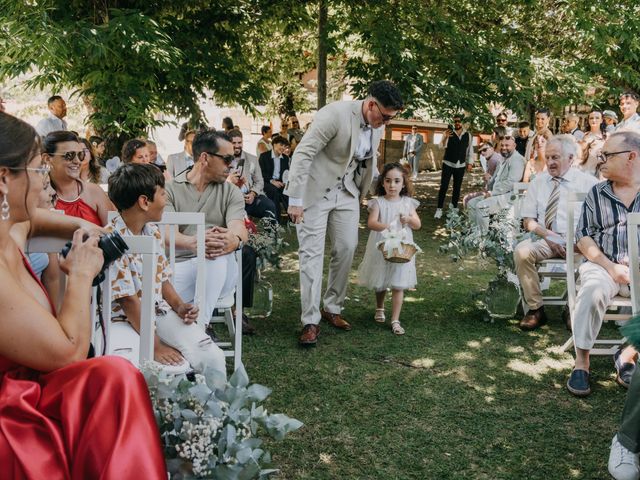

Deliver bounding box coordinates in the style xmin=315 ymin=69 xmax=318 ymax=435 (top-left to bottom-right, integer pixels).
xmin=241 ymin=171 xmax=625 ymax=480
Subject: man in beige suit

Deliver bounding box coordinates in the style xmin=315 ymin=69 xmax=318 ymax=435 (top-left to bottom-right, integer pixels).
xmin=284 ymin=80 xmax=404 ymax=346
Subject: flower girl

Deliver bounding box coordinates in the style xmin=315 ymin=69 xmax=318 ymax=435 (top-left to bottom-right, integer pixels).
xmin=357 ymin=162 xmax=421 ymax=335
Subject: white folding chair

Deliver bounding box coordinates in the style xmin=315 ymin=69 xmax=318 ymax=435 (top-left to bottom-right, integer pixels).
xmin=111 ymin=211 xmax=243 ymax=371
xmin=25 ymin=235 xmax=157 ymax=365
xmin=513 ymin=182 xmax=568 ymax=314
xmin=210 ymin=249 xmax=243 ymax=371
xmin=563 ymin=193 xmax=630 ymax=354
xmin=626 ymin=213 xmax=640 ymax=314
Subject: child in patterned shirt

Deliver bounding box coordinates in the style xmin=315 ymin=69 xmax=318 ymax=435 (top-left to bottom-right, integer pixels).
xmin=107 ymin=163 xmax=226 ymax=378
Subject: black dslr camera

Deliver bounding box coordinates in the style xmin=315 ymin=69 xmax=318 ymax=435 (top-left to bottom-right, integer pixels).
xmin=61 ymin=231 xmax=129 ymax=286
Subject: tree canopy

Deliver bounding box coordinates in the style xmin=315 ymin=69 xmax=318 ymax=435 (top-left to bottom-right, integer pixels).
xmin=1 ymin=0 xmax=639 ymax=137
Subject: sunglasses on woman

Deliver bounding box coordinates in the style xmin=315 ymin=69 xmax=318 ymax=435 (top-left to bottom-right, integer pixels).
xmin=50 ymin=151 xmax=86 ymax=162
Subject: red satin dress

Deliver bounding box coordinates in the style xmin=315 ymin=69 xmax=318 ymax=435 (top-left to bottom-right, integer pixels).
xmin=55 ymin=196 xmax=103 ymax=226
xmin=0 ymin=252 xmax=167 ymax=479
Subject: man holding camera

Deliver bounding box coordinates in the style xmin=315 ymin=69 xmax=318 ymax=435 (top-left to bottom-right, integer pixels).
xmin=434 ymin=114 xmax=474 ymax=219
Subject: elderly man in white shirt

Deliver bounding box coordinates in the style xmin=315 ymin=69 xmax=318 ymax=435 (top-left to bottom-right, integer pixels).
xmin=514 ymin=135 xmax=599 ymax=331
xmin=35 ymin=95 xmax=67 ymax=137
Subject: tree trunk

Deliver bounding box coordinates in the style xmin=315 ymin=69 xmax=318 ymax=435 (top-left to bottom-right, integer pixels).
xmin=317 ymin=0 xmax=328 ymax=109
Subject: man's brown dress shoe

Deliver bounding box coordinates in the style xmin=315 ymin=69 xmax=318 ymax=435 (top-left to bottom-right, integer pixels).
xmin=320 ymin=309 xmax=352 ymax=331
xmin=519 ymin=306 xmax=548 ymax=331
xmin=299 ymin=324 xmax=320 ymax=346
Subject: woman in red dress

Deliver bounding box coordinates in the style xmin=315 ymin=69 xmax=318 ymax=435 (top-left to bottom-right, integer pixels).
xmin=44 ymin=130 xmax=113 ymax=226
xmin=0 ymin=113 xmax=167 ymax=479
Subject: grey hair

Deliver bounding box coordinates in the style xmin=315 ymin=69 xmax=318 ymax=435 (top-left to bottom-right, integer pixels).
xmin=548 ymin=134 xmax=579 ymax=162
xmin=610 ymin=131 xmax=640 ymax=153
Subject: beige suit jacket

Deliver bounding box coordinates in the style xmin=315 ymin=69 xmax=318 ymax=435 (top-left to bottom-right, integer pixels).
xmin=284 ymin=100 xmax=383 ymax=209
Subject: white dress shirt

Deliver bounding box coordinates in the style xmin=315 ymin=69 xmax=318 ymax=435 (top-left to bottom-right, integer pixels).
xmin=520 ymin=168 xmax=599 ymax=236
xmin=35 ymin=113 xmax=67 ymax=137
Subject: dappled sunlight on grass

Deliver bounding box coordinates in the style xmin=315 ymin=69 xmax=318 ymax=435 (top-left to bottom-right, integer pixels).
xmin=507 ymin=356 xmax=573 ymax=380
xmin=410 ymin=357 xmax=435 ymax=369
xmin=403 ymin=296 xmax=425 ymax=303
xmin=454 ymin=351 xmax=476 ymax=361
xmin=279 ymin=250 xmax=300 ymax=273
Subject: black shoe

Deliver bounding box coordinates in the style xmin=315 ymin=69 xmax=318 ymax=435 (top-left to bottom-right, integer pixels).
xmin=567 ymin=369 xmax=591 ymax=397
xmin=242 ymin=313 xmax=256 ymax=335
xmin=205 ymin=324 xmax=221 ymax=343
xmin=614 ymin=349 xmax=636 ymax=389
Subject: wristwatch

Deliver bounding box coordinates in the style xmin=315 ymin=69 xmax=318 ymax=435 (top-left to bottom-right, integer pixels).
xmin=235 ymin=234 xmax=244 ymax=251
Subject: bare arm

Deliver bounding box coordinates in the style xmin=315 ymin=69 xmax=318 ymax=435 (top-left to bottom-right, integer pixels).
xmin=367 ymin=203 xmax=387 ymax=232
xmin=162 ymin=280 xmax=198 ymax=325
xmin=41 ymin=253 xmax=62 ymax=312
xmin=401 ymin=209 xmax=421 ymax=230
xmin=0 ymin=229 xmax=102 ymax=371
xmin=524 ymin=217 xmax=565 ymax=257
xmin=577 ymin=236 xmax=629 ymax=283
xmin=86 ymin=182 xmax=115 ymax=226
xmin=30 ymin=208 xmax=107 ymax=239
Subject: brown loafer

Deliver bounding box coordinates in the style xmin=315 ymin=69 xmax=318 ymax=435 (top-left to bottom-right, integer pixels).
xmin=519 ymin=306 xmax=548 ymax=331
xmin=299 ymin=324 xmax=320 ymax=346
xmin=321 ymin=308 xmax=352 ymax=331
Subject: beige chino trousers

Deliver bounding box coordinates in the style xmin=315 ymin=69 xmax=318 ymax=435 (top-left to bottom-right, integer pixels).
xmin=296 ymin=188 xmax=359 ymax=326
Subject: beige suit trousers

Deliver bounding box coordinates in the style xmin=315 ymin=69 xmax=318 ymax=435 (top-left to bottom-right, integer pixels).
xmin=514 ymin=238 xmax=558 ymax=310
xmin=296 ymin=188 xmax=359 ymax=326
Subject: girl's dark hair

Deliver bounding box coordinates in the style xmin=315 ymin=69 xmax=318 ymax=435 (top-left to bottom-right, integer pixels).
xmin=374 ymin=162 xmax=413 ymax=197
xmin=121 ymin=138 xmax=147 ymax=163
xmin=108 ymin=163 xmax=165 ymax=212
xmin=79 ymin=138 xmax=102 ymax=184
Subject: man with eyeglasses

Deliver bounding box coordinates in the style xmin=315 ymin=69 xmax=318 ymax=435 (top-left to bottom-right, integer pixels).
xmin=616 ymin=91 xmax=640 ymax=133
xmin=514 ymin=135 xmax=597 ymax=331
xmin=35 ymin=95 xmax=68 ymax=137
xmin=466 ymin=131 xmax=526 ymax=232
xmin=165 ymin=129 xmax=248 ymax=330
xmin=562 ymin=113 xmax=585 ymax=141
xmin=403 ymin=125 xmax=424 ymax=180
xmin=284 ymin=80 xmax=403 ymax=346
xmin=491 ymin=112 xmax=509 ymax=145
xmin=567 ymin=131 xmax=640 ymax=402
xmin=434 ymin=114 xmax=474 ymax=219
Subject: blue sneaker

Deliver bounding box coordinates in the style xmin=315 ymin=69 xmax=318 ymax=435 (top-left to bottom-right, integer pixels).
xmin=614 ymin=349 xmax=636 ymax=389
xmin=567 ymin=369 xmax=591 ymax=397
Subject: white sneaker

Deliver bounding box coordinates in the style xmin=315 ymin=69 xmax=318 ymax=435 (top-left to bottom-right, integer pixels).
xmin=609 ymin=434 xmax=640 ymax=480
xmin=434 ymin=208 xmax=443 ymax=219
xmin=449 ymin=203 xmax=458 ymax=211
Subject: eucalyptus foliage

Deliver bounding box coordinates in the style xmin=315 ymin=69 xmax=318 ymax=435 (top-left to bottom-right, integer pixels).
xmin=142 ymin=363 xmax=303 ymax=479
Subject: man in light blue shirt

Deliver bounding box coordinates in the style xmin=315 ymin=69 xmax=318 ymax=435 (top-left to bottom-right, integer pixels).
xmin=35 ymin=95 xmax=67 ymax=137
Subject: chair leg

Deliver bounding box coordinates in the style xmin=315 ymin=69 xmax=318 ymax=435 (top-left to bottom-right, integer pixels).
xmin=224 ymin=308 xmax=235 ymax=336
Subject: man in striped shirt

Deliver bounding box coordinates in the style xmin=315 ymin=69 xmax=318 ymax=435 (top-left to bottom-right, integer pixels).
xmin=568 ymin=131 xmax=640 ymax=398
